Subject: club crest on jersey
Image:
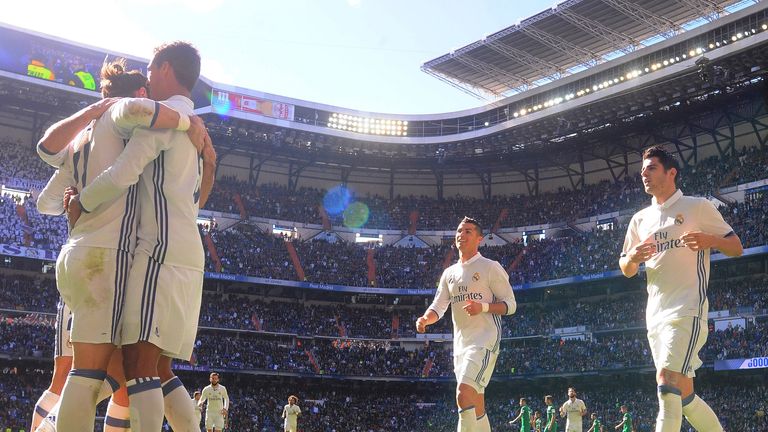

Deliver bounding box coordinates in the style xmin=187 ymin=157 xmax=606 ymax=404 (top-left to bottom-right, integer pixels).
xmin=674 ymin=214 xmax=684 ymax=225
xmin=472 ymin=272 xmax=480 ymax=282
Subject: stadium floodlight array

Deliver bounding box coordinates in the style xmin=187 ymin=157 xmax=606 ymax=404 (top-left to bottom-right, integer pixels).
xmin=327 ymin=113 xmax=408 ymax=136
xmin=512 ymin=25 xmax=766 ymax=119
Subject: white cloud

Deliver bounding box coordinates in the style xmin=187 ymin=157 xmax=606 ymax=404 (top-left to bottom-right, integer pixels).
xmin=128 ymin=0 xmax=225 ymax=14
xmin=346 ymin=0 xmax=362 ymax=8
xmin=201 ymin=58 xmax=236 ymax=86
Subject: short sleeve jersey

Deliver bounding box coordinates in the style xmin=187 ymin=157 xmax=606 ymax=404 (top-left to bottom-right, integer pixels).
xmin=622 ymin=190 xmax=734 ymax=327
xmin=427 ymin=253 xmax=516 ymax=355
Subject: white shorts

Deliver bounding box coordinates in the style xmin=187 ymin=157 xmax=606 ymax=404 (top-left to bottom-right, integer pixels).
xmin=565 ymin=424 xmax=583 ymax=432
xmin=121 ymin=253 xmax=203 ymax=360
xmin=284 ymin=420 xmax=298 ymax=432
xmin=54 ymin=299 xmax=73 ymax=358
xmin=205 ymin=413 xmax=225 ymax=430
xmin=454 ymin=346 xmax=498 ymax=394
xmin=55 ymin=245 xmax=131 ymax=345
xmin=648 ymin=317 xmax=708 ymax=378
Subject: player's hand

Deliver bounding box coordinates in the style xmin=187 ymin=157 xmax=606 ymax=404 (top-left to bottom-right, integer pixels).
xmin=86 ymin=98 xmax=119 ymax=119
xmin=63 ymin=187 xmax=78 ymax=212
xmin=66 ymin=193 xmax=83 ymax=228
xmin=201 ymin=133 xmax=217 ymax=167
xmin=415 ymin=316 xmax=429 ymax=333
xmin=463 ymin=300 xmax=483 ymax=316
xmin=187 ymin=115 xmax=209 ymax=154
xmin=681 ymin=231 xmax=715 ymax=251
xmin=221 ymin=408 xmax=228 ymax=416
xmin=628 ymin=241 xmax=655 ymax=263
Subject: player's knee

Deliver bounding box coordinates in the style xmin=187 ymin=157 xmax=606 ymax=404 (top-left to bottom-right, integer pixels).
xmin=656 ymin=368 xmax=682 ymax=388
xmin=456 ymin=383 xmax=479 ymax=409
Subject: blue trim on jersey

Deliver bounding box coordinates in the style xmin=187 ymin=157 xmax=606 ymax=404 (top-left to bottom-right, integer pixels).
xmin=105 ymin=374 xmax=120 ymax=392
xmin=458 ymin=405 xmax=476 ymax=413
xmin=149 ymin=101 xmax=160 ymax=128
xmin=682 ymin=317 xmax=700 ymax=375
xmin=127 ymin=378 xmax=161 ymax=396
xmin=70 ymin=369 xmax=107 ymax=381
xmin=81 ymin=140 xmax=91 ymax=186
xmin=35 ymin=404 xmax=49 ymax=417
xmin=150 ymin=152 xmax=169 ymax=264
xmin=105 ymin=416 xmax=131 ymax=429
xmin=476 ymin=414 xmax=486 ymax=421
xmin=37 ymin=142 xmax=58 ymax=156
xmin=475 ymin=349 xmax=490 ymax=384
xmin=162 ymin=376 xmax=184 ymax=396
xmin=657 ymin=385 xmax=681 ymax=395
xmin=696 ymin=250 xmax=706 ymax=317
xmin=139 ymin=256 xmax=161 ymax=341
xmin=72 ymin=150 xmax=81 ymax=187
xmin=112 ymin=184 xmax=138 ymax=342
xmin=55 ymin=299 xmax=64 ymax=357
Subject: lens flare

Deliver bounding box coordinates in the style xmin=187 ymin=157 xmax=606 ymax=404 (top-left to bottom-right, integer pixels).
xmin=343 ymin=202 xmax=370 ymax=228
xmin=323 ymin=185 xmax=351 ymax=215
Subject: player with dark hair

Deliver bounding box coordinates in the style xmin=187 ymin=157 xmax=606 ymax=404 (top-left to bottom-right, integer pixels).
xmin=69 ymin=41 xmax=215 ymax=430
xmin=620 ymin=145 xmax=743 ymax=432
xmin=35 ymin=57 xmax=206 ymax=432
xmin=416 ymin=216 xmax=517 ymax=431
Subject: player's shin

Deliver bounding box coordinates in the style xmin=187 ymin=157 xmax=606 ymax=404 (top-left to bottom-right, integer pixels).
xmin=655 ymin=385 xmax=682 ymax=432
xmin=458 ymin=406 xmax=478 ymax=432
xmin=682 ymin=394 xmax=724 ymax=432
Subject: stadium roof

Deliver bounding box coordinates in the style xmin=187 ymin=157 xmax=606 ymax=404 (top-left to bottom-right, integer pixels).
xmin=422 ymin=0 xmax=753 ymax=98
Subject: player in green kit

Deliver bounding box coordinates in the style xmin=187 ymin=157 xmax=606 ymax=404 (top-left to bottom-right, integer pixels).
xmin=588 ymin=413 xmax=601 ymax=432
xmin=509 ymin=398 xmax=533 ymax=431
xmin=544 ymin=395 xmax=558 ymax=432
xmin=614 ymin=405 xmax=632 ymax=432
xmin=534 ymin=410 xmax=543 ymax=432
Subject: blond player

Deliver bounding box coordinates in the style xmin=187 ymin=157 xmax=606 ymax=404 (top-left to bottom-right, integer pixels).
xmin=560 ymin=387 xmax=587 ymax=432
xmin=620 ymin=145 xmax=742 ymax=432
xmin=416 ymin=216 xmax=517 ymax=432
xmin=282 ymin=395 xmax=301 ymax=432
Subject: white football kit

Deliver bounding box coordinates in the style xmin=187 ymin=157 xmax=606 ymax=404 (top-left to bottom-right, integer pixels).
xmin=282 ymin=404 xmax=301 ymax=432
xmin=622 ymin=189 xmax=735 ymax=376
xmin=54 ymin=299 xmax=73 ymax=358
xmin=200 ymin=384 xmax=229 ymax=430
xmin=37 ymin=98 xmax=166 ymax=345
xmin=428 ymin=253 xmax=516 ymax=392
xmin=561 ymin=398 xmax=586 ymax=432
xmin=79 ymin=95 xmax=204 ymax=360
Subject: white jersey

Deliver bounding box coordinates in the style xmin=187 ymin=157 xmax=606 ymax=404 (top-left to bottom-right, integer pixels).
xmin=79 ymin=95 xmax=204 ymax=270
xmin=428 ymin=253 xmax=516 ymax=355
xmin=193 ymin=397 xmax=203 ymax=424
xmin=561 ymin=398 xmax=586 ymax=430
xmin=200 ymin=384 xmax=229 ymax=415
xmin=622 ymin=190 xmax=734 ymax=328
xmin=36 ymin=99 xmax=166 ymax=252
xmin=283 ymin=404 xmax=300 ymax=424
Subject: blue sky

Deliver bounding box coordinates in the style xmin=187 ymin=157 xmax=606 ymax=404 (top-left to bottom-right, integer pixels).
xmin=4 ymin=0 xmax=552 ymax=114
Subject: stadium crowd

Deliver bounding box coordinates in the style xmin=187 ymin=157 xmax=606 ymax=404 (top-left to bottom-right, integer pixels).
xmin=0 ymin=364 xmax=765 ymax=431
xmin=1 ymin=309 xmax=765 ymax=379
xmin=1 ymin=272 xmax=766 ymax=341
